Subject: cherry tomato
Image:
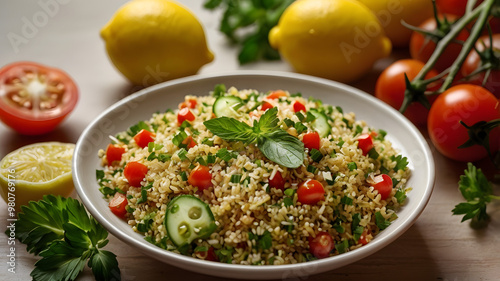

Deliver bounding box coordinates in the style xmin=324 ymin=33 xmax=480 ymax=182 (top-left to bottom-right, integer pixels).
xmin=357 ymin=133 xmax=374 ymax=156
xmin=177 ymin=107 xmax=195 ymax=125
xmin=0 ymin=61 xmax=78 ymax=135
xmin=375 ymin=59 xmax=439 ymax=126
xmin=368 ymin=174 xmax=393 ymax=200
xmin=269 ymin=171 xmax=285 ymax=190
xmin=297 ymin=179 xmax=325 ymax=205
xmin=410 ymin=16 xmax=470 ymax=72
xmin=106 ymin=144 xmax=126 ymax=166
xmin=461 ymin=34 xmax=500 ymax=98
xmin=357 ymin=229 xmax=371 ymax=246
xmin=428 ymin=84 xmax=500 ymax=162
xmin=308 ymin=231 xmax=334 ymax=259
xmin=133 ymin=129 xmax=156 ymax=148
xmin=302 ymin=131 xmax=321 ymax=151
xmin=260 ymin=101 xmax=274 ymax=111
xmin=182 ymin=135 xmax=197 ymax=149
xmin=109 ymin=192 xmax=128 ymax=219
xmin=292 ymin=100 xmax=306 ymax=113
xmin=266 ymin=90 xmax=288 ymax=99
xmin=436 ymin=0 xmax=469 ymax=16
xmin=179 ymin=98 xmax=197 ymax=109
xmin=188 ymin=165 xmax=213 ymax=191
xmin=123 ymin=161 xmax=148 ymax=187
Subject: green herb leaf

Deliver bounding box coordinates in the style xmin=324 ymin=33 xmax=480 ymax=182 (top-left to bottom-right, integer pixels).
xmin=452 ymin=163 xmax=499 ymax=224
xmin=390 ymin=155 xmax=409 ymax=172
xmin=335 ymin=239 xmax=349 ymax=254
xmin=258 ymin=130 xmax=304 ymax=168
xmin=394 ymin=188 xmax=407 ymax=204
xmin=347 ymin=162 xmax=357 ymax=171
xmin=15 ymin=195 xmax=120 ymax=281
xmin=204 ymin=108 xmax=304 ymax=168
xmin=31 ymin=240 xmax=88 ymax=281
xmin=127 ymin=121 xmax=150 ymax=137
xmin=203 ymin=0 xmax=292 ymax=64
xmin=88 ymin=250 xmax=121 ymax=281
xmin=204 ymin=117 xmax=256 ymax=144
xmin=375 ymin=211 xmax=391 ymax=230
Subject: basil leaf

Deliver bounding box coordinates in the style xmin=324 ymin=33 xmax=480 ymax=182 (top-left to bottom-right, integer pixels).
xmin=255 ymin=107 xmax=279 ymax=133
xmin=259 ymin=130 xmax=304 ymax=168
xmin=204 ymin=117 xmax=256 ymax=143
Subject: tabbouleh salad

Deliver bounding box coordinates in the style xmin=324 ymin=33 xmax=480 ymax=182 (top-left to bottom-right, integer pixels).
xmin=96 ymin=84 xmax=411 ymax=265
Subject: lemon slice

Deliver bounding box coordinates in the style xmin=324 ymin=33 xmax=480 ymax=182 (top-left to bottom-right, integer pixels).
xmin=0 ymin=142 xmax=75 ymax=212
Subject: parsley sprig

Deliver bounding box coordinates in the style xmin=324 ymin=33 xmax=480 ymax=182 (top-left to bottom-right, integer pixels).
xmin=452 ymin=163 xmax=500 ymax=225
xmin=203 ymin=0 xmax=294 ymax=64
xmin=203 ymin=107 xmax=304 ymax=168
xmin=13 ymin=195 xmax=120 ymax=281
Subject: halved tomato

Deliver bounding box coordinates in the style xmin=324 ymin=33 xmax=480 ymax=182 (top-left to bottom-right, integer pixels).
xmin=0 ymin=62 xmax=78 ymax=135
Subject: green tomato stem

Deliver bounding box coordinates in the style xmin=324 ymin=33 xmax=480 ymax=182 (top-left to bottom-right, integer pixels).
xmin=400 ymin=0 xmax=496 ymax=115
xmin=414 ymin=1 xmax=488 ymax=83
xmin=439 ymin=0 xmax=496 ymax=91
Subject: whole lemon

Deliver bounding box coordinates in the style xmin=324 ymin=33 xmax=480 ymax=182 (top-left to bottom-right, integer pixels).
xmin=269 ymin=0 xmax=391 ymax=83
xmin=356 ymin=0 xmax=433 ymax=47
xmin=101 ymin=0 xmax=214 ymax=86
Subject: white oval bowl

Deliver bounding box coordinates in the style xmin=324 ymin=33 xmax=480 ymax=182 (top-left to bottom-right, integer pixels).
xmin=73 ymin=71 xmax=435 ymax=280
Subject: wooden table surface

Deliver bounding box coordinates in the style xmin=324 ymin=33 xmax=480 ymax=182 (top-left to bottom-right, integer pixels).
xmin=1 ymin=1 xmax=499 ymax=280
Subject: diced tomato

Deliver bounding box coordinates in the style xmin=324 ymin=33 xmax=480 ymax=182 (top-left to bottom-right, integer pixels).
xmin=133 ymin=129 xmax=156 ymax=148
xmin=266 ymin=90 xmax=288 ymax=99
xmin=357 ymin=229 xmax=371 ymax=246
xmin=182 ymin=135 xmax=197 ymax=149
xmin=302 ymin=132 xmax=320 ymax=151
xmin=188 ymin=165 xmax=213 ymax=191
xmin=179 ymin=98 xmax=197 ymax=109
xmin=292 ymin=101 xmax=306 ymax=113
xmin=106 ymin=144 xmax=126 ymax=166
xmin=297 ymin=179 xmax=325 ymax=205
xmin=260 ymin=101 xmax=274 ymax=111
xmin=195 ymin=246 xmax=218 ymax=261
xmin=368 ymin=174 xmax=393 ymax=200
xmin=177 ymin=107 xmax=195 ymax=125
xmin=109 ymin=193 xmax=128 ymax=219
xmin=123 ymin=161 xmax=148 ymax=187
xmin=309 ymin=231 xmax=334 ymax=259
xmin=269 ymin=171 xmax=285 ymax=190
xmin=357 ymin=133 xmax=374 ymax=156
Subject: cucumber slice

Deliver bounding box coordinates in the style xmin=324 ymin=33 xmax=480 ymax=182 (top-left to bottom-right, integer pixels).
xmin=213 ymin=96 xmax=243 ymax=118
xmin=165 ymin=195 xmax=216 ymax=247
xmin=309 ymin=109 xmax=331 ymax=138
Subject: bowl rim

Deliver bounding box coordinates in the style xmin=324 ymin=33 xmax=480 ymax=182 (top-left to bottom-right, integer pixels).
xmin=73 ymin=70 xmax=435 ymax=279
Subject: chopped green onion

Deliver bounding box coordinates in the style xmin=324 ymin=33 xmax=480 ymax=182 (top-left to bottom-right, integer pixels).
xmin=294 ymin=122 xmax=308 ymax=134
xmin=207 ymin=154 xmax=216 ymax=164
xmin=230 ymin=174 xmax=242 ymax=183
xmin=347 ymin=162 xmax=357 ymax=171
xmin=283 ymin=118 xmax=295 ymax=128
xmin=341 ymin=196 xmax=353 ymax=206
xmin=217 ymin=148 xmax=238 ymax=162
xmin=306 ymin=165 xmax=317 ymax=174
xmin=201 ymin=137 xmax=214 ymax=146
xmin=295 ymin=112 xmax=305 ymax=122
xmin=310 ymin=149 xmax=323 ymax=162
xmin=177 ymin=148 xmax=189 ymax=161
xmin=305 ymin=111 xmax=316 ymax=122
xmin=335 ymin=239 xmax=349 ymax=254
xmin=180 ymin=171 xmax=188 ymax=181
xmin=368 ymin=147 xmax=379 ymax=159
xmin=172 ymin=131 xmax=188 ymax=147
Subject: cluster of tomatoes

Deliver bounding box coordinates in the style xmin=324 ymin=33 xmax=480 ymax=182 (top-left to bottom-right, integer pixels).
xmin=375 ymin=0 xmax=500 ymax=163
